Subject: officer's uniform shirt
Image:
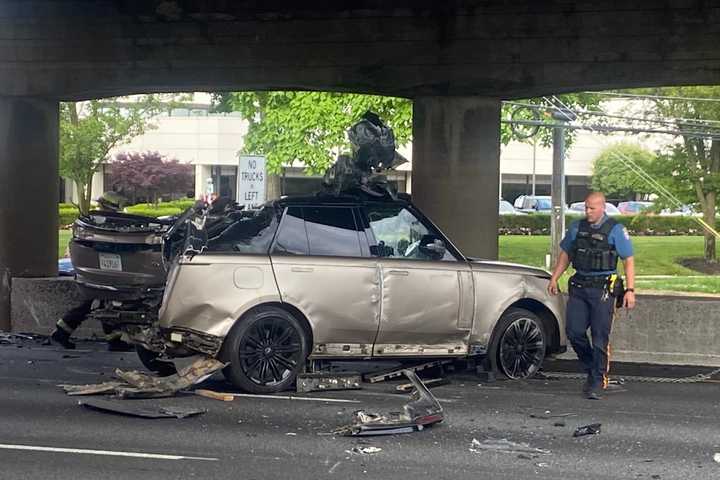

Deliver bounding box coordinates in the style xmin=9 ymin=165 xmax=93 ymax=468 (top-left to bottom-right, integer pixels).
xmin=559 ymin=214 xmax=634 ymax=277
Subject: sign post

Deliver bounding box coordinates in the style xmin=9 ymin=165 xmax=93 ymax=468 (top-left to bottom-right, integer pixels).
xmin=237 ymin=155 xmax=266 ymax=208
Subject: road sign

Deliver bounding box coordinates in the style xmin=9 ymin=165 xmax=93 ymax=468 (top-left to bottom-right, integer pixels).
xmin=237 ymin=155 xmax=266 ymax=208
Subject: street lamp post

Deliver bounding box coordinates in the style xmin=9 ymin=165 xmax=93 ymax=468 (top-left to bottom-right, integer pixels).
xmin=549 ymin=108 xmax=576 ymax=268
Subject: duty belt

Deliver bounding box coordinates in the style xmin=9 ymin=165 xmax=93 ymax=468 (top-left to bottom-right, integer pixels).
xmin=570 ymin=274 xmax=610 ymax=289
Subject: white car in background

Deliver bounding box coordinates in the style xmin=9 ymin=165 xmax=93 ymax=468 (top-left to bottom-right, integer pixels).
xmin=500 ymin=199 xmax=526 ymax=215
xmin=568 ymin=202 xmax=621 ymax=216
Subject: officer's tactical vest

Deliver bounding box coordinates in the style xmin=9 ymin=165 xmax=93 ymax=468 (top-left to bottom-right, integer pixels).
xmin=570 ymin=218 xmax=619 ymax=273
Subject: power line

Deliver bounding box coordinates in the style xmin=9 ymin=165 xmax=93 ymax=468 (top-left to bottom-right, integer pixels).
xmin=585 ymin=91 xmax=720 ymax=104
xmin=503 ymin=100 xmax=720 ymax=131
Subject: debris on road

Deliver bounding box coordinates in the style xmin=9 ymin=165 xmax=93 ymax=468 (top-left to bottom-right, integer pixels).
xmin=296 ymin=372 xmax=362 ymax=393
xmin=529 ymin=411 xmax=576 ymax=420
xmin=713 ymin=452 xmax=720 ymax=463
xmin=194 ymin=389 xmax=234 ymax=402
xmin=364 ymin=360 xmax=453 ymax=384
xmin=334 ymin=370 xmax=444 ymax=436
xmin=348 ymin=446 xmax=382 ymax=455
xmin=79 ymin=399 xmax=206 ymax=419
xmin=0 ymin=332 xmax=36 ymax=345
xmin=395 ymin=378 xmax=449 ymax=393
xmin=469 ymin=438 xmax=551 ymax=455
xmin=573 ymin=423 xmax=602 ymax=437
xmin=59 ymin=356 xmax=224 ymax=399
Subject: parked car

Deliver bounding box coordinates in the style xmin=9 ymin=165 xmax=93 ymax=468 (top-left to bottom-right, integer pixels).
xmin=617 ymin=201 xmax=654 ymax=215
xmin=149 ymin=192 xmax=566 ymax=393
xmin=513 ymin=195 xmax=555 ymax=213
xmin=499 ymin=199 xmax=525 ymax=215
xmin=568 ymin=201 xmax=621 ymax=216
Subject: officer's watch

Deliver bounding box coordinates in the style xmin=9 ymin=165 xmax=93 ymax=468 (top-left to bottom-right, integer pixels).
xmin=626 ymin=288 xmax=635 ymax=293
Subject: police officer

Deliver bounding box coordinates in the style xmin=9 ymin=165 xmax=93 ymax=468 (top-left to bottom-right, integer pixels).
xmin=548 ymin=192 xmax=636 ymax=399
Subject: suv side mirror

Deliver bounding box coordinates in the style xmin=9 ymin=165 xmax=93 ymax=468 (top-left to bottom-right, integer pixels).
xmin=419 ymin=235 xmax=446 ymax=260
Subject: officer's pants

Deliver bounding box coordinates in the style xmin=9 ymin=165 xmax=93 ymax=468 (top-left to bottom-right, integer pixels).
xmin=566 ymin=284 xmax=615 ymax=389
xmin=56 ymin=299 xmax=93 ymax=334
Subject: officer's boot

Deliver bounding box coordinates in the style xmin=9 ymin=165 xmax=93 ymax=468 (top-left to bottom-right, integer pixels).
xmin=50 ymin=322 xmax=76 ymax=350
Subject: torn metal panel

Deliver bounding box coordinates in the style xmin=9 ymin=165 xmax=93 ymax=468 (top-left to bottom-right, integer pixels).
xmin=335 ymin=370 xmax=444 ymax=436
xmin=59 ymin=356 xmax=224 ymax=399
xmin=296 ymin=373 xmax=362 ymax=393
xmin=364 ymin=359 xmax=453 ymax=384
xmin=311 ymin=343 xmax=371 ymax=357
xmin=59 ymin=382 xmax=126 ymax=396
xmin=395 ymin=377 xmax=449 ymax=393
xmin=80 ymin=399 xmax=206 ymax=419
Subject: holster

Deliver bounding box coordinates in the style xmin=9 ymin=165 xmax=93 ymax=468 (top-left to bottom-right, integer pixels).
xmin=609 ymin=275 xmax=625 ymax=308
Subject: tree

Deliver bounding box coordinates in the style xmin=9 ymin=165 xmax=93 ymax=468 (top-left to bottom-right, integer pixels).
xmin=632 ymin=86 xmax=720 ymax=261
xmin=228 ymin=92 xmax=413 ymax=174
xmin=60 ymin=96 xmax=173 ymax=215
xmin=107 ymin=151 xmax=194 ymax=204
xmin=220 ymin=91 xmax=602 ymax=175
xmin=590 ymin=142 xmax=656 ymax=200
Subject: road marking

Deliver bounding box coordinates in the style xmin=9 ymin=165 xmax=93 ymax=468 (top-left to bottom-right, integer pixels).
xmin=0 ymin=444 xmax=218 ymax=461
xmin=229 ymin=393 xmax=360 ymax=403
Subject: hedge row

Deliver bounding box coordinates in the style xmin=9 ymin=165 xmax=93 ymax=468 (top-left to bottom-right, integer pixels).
xmin=59 ymin=199 xmax=196 ymax=227
xmin=499 ymin=214 xmax=708 ymax=236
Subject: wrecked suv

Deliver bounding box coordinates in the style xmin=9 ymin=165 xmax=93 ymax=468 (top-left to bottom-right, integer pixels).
xmin=155 ymin=192 xmax=566 ymax=393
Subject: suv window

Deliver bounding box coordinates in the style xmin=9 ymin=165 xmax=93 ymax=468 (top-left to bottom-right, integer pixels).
xmin=304 ymin=206 xmax=363 ymax=257
xmin=205 ymin=206 xmax=277 ymax=253
xmin=364 ymin=204 xmax=456 ymax=261
xmin=272 ymin=206 xmax=309 ymax=255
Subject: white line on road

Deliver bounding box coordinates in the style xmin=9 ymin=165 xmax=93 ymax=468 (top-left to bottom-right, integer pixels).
xmin=0 ymin=444 xmax=218 ymax=461
xmin=229 ymin=393 xmax=360 ymax=403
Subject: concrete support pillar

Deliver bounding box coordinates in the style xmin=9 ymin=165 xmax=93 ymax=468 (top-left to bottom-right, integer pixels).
xmin=412 ymin=97 xmax=501 ymax=259
xmin=0 ymin=97 xmax=59 ymax=330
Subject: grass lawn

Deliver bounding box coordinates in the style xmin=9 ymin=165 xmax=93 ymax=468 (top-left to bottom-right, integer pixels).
xmin=58 ymin=230 xmax=717 ymax=294
xmin=59 ymin=229 xmax=72 ymax=258
xmin=499 ymin=235 xmax=719 ymax=295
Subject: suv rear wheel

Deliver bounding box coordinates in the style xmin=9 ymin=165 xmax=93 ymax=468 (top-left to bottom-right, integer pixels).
xmin=221 ymin=306 xmax=309 ymax=393
xmin=489 ymin=308 xmax=546 ymax=380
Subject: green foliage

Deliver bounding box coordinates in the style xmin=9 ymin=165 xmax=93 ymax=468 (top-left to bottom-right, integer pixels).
xmin=59 ymin=205 xmax=79 ymax=226
xmin=499 ymin=214 xmax=705 ymax=236
xmin=591 ymin=142 xmax=656 ymax=199
xmin=124 ymin=199 xmax=195 ymax=217
xmin=627 ymin=86 xmax=720 ymax=259
xmin=500 ymin=92 xmax=603 ymax=148
xmin=60 ymin=95 xmax=179 ymax=215
xmin=230 ymin=92 xmax=412 ymax=174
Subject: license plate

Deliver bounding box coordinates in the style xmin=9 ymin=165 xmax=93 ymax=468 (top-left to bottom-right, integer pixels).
xmin=98 ymin=253 xmax=122 ymax=271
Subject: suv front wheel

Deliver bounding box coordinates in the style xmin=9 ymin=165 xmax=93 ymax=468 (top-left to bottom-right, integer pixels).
xmin=221 ymin=306 xmax=309 ymax=393
xmin=488 ymin=308 xmax=546 ymax=380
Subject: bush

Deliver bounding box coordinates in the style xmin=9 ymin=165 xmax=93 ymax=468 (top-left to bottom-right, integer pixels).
xmin=499 ymin=214 xmax=703 ymax=236
xmin=59 ymin=204 xmax=79 ymax=227
xmin=124 ymin=200 xmax=194 ymax=218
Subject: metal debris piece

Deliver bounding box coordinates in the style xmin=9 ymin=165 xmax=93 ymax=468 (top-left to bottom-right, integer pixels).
xmin=194 ymin=389 xmax=234 ymax=401
xmin=322 ymin=112 xmax=408 ymax=198
xmin=349 ymin=447 xmax=382 ymax=455
xmin=59 ymin=356 xmax=225 ymax=399
xmin=395 ymin=377 xmax=449 ymax=393
xmin=0 ymin=332 xmax=35 ymax=344
xmin=469 ymin=438 xmax=551 ymax=455
xmin=713 ymin=453 xmax=720 ymax=463
xmin=296 ymin=373 xmax=362 ymax=393
xmin=334 ymin=370 xmax=443 ymax=437
xmin=79 ymin=399 xmax=206 ymax=419
xmin=60 ymin=382 xmax=127 ymax=396
xmin=573 ymin=423 xmax=602 ymax=437
xmin=365 ymin=360 xmax=453 ymax=384
xmin=529 ymin=412 xmax=576 ymax=420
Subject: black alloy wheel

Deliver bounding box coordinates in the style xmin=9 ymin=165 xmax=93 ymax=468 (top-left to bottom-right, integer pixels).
xmin=493 ymin=308 xmax=546 ymax=380
xmin=222 ymin=306 xmax=308 ymax=393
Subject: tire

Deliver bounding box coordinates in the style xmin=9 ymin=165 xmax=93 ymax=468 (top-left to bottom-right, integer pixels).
xmin=135 ymin=345 xmax=177 ymax=377
xmin=488 ymin=308 xmax=546 ymax=380
xmin=221 ymin=306 xmax=309 ymax=394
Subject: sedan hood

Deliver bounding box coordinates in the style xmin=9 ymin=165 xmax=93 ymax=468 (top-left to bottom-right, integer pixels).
xmin=468 ymin=259 xmax=551 ymax=278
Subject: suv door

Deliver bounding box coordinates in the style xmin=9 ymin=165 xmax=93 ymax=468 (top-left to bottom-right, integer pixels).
xmin=361 ymin=203 xmax=474 ymax=356
xmin=270 ymin=205 xmax=380 ymax=357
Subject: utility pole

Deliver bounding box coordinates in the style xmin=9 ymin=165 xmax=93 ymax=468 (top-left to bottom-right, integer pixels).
xmin=549 ymin=108 xmax=576 ymax=268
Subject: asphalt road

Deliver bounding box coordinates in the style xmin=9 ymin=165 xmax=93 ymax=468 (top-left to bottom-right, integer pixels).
xmin=1 ymin=338 xmax=720 ymax=480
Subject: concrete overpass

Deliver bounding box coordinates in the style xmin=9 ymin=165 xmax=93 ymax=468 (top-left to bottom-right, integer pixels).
xmin=2 ymin=0 xmax=720 ymax=328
